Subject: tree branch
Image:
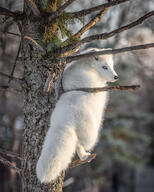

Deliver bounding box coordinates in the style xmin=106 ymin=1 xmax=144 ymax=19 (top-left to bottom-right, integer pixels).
xmin=24 ymin=35 xmax=46 ymax=52
xmin=48 ymin=0 xmax=76 ymax=22
xmin=0 ymin=148 xmax=22 ymax=160
xmin=60 ymin=11 xmax=154 ymax=55
xmin=64 ymin=85 xmax=140 ymax=93
xmin=26 ymin=0 xmax=40 ymax=17
xmin=66 ymin=43 xmax=154 ymax=62
xmin=69 ymin=153 xmax=96 ymax=168
xmin=0 ymin=72 xmax=23 ymax=81
xmin=8 ymin=42 xmax=21 ymax=84
xmin=0 ymin=156 xmax=21 ymax=175
xmin=69 ymin=0 xmax=129 ymax=18
xmin=0 ymin=7 xmax=23 ymax=20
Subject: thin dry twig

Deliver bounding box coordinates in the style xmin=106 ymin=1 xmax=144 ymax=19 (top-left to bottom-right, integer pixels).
xmin=60 ymin=11 xmax=154 ymax=55
xmin=0 ymin=71 xmax=23 ymax=81
xmin=0 ymin=148 xmax=22 ymax=160
xmin=66 ymin=43 xmax=154 ymax=62
xmin=0 ymin=156 xmax=21 ymax=175
xmin=26 ymin=0 xmax=40 ymax=17
xmin=24 ymin=35 xmax=45 ymax=52
xmin=48 ymin=0 xmax=76 ymax=22
xmin=64 ymin=85 xmax=140 ymax=93
xmin=69 ymin=153 xmax=96 ymax=168
xmin=69 ymin=0 xmax=129 ymax=18
xmin=1 ymin=31 xmax=21 ymax=37
xmin=0 ymin=7 xmax=23 ymax=20
xmin=8 ymin=42 xmax=21 ymax=84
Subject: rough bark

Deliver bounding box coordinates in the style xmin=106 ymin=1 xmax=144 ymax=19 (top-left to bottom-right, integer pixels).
xmin=22 ymin=2 xmax=64 ymax=192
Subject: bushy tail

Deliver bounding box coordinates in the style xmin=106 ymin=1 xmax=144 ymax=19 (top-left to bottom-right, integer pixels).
xmin=36 ymin=125 xmax=77 ymax=183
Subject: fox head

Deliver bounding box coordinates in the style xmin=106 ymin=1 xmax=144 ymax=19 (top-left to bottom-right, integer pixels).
xmin=87 ymin=48 xmax=118 ymax=83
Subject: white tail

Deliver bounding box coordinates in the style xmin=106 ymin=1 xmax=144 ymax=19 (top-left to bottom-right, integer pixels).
xmin=36 ymin=125 xmax=77 ymax=183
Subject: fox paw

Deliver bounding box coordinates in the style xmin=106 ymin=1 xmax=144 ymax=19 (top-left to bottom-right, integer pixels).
xmin=80 ymin=152 xmax=91 ymax=161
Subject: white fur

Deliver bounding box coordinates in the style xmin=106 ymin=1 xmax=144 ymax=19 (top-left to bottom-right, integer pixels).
xmin=36 ymin=48 xmax=118 ymax=183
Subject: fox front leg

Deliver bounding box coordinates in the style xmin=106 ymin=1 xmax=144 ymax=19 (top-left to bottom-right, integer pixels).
xmin=77 ymin=143 xmax=91 ymax=161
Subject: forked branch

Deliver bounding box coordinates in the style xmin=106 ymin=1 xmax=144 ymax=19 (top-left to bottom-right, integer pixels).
xmin=60 ymin=11 xmax=154 ymax=55
xmin=69 ymin=0 xmax=129 ymax=18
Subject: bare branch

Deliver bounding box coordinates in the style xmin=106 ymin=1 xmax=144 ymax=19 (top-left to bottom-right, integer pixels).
xmin=0 ymin=156 xmax=21 ymax=175
xmin=69 ymin=0 xmax=129 ymax=18
xmin=0 ymin=148 xmax=22 ymax=160
xmin=0 ymin=7 xmax=23 ymax=20
xmin=48 ymin=0 xmax=76 ymax=22
xmin=64 ymin=85 xmax=140 ymax=93
xmin=69 ymin=153 xmax=96 ymax=168
xmin=8 ymin=42 xmax=21 ymax=84
xmin=24 ymin=35 xmax=46 ymax=52
xmin=1 ymin=31 xmax=21 ymax=37
xmin=0 ymin=72 xmax=23 ymax=81
xmin=43 ymin=73 xmax=56 ymax=93
xmin=66 ymin=43 xmax=154 ymax=62
xmin=74 ymin=9 xmax=109 ymax=39
xmin=60 ymin=11 xmax=154 ymax=55
xmin=0 ymin=85 xmax=21 ymax=93
xmin=26 ymin=0 xmax=40 ymax=17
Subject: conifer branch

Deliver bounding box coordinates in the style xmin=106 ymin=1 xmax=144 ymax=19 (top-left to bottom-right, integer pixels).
xmin=60 ymin=11 xmax=154 ymax=55
xmin=0 ymin=7 xmax=23 ymax=20
xmin=26 ymin=0 xmax=40 ymax=17
xmin=69 ymin=0 xmax=129 ymax=18
xmin=0 ymin=156 xmax=21 ymax=175
xmin=66 ymin=43 xmax=154 ymax=62
xmin=48 ymin=0 xmax=76 ymax=22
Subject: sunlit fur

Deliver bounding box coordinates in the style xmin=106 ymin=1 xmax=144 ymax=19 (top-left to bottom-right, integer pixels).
xmin=36 ymin=48 xmax=118 ymax=183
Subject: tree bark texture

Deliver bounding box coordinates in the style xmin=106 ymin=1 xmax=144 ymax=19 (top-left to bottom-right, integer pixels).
xmin=22 ymin=2 xmax=64 ymax=192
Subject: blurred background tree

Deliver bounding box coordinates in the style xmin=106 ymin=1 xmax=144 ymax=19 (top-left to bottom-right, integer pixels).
xmin=0 ymin=0 xmax=154 ymax=192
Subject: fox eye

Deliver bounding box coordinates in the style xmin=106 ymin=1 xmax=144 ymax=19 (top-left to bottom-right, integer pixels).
xmin=95 ymin=57 xmax=98 ymax=61
xmin=102 ymin=66 xmax=108 ymax=70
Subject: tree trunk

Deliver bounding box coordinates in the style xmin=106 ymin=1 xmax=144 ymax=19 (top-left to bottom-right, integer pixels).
xmin=22 ymin=2 xmax=64 ymax=192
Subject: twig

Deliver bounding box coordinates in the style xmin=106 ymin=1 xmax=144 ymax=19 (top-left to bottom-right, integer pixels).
xmin=26 ymin=0 xmax=40 ymax=17
xmin=69 ymin=0 xmax=129 ymax=18
xmin=43 ymin=73 xmax=56 ymax=93
xmin=0 ymin=148 xmax=22 ymax=160
xmin=66 ymin=43 xmax=154 ymax=62
xmin=64 ymin=85 xmax=140 ymax=93
xmin=60 ymin=11 xmax=154 ymax=55
xmin=0 ymin=156 xmax=21 ymax=175
xmin=0 ymin=7 xmax=23 ymax=20
xmin=69 ymin=153 xmax=96 ymax=168
xmin=48 ymin=0 xmax=76 ymax=22
xmin=24 ymin=35 xmax=45 ymax=52
xmin=1 ymin=31 xmax=21 ymax=37
xmin=8 ymin=42 xmax=21 ymax=84
xmin=0 ymin=72 xmax=23 ymax=81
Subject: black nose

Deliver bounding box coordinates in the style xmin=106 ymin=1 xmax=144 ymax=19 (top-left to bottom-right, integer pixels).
xmin=114 ymin=76 xmax=119 ymax=80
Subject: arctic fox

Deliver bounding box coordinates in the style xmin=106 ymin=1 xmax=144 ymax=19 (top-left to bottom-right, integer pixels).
xmin=36 ymin=48 xmax=118 ymax=183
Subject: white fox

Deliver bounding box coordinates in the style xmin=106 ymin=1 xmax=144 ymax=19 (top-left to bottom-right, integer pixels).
xmin=36 ymin=48 xmax=118 ymax=183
